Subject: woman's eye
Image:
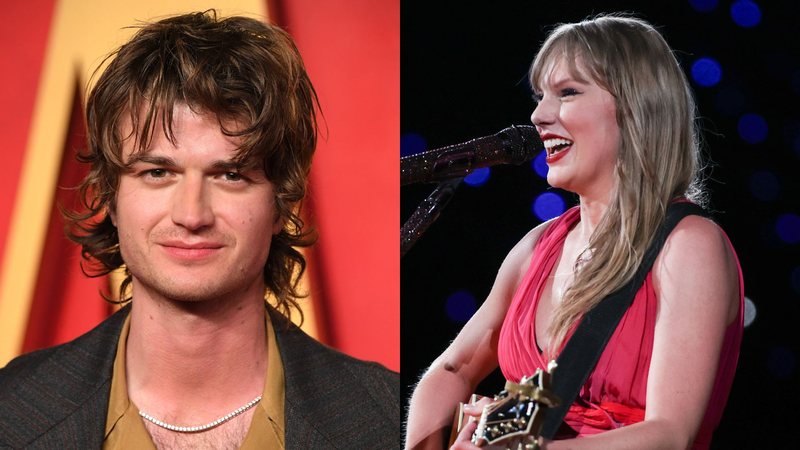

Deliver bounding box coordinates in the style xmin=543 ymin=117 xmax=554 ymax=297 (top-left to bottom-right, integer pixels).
xmin=532 ymin=92 xmax=543 ymax=103
xmin=560 ymin=87 xmax=580 ymax=97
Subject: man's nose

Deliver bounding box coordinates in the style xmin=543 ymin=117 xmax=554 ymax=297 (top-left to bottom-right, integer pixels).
xmin=171 ymin=174 xmax=214 ymax=230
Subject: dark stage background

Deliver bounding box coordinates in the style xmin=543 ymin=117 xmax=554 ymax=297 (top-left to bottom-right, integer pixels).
xmin=401 ymin=1 xmax=798 ymax=448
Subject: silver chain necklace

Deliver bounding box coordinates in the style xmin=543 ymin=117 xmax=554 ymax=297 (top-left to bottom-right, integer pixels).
xmin=139 ymin=395 xmax=262 ymax=433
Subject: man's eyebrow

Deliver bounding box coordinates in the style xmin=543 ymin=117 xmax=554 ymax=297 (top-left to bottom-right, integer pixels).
xmin=125 ymin=154 xmax=261 ymax=172
xmin=210 ymin=160 xmax=261 ymax=172
xmin=211 ymin=160 xmax=242 ymax=171
xmin=126 ymin=154 xmax=177 ymax=167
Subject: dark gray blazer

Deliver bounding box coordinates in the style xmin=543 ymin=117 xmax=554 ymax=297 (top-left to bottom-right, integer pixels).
xmin=0 ymin=306 xmax=400 ymax=449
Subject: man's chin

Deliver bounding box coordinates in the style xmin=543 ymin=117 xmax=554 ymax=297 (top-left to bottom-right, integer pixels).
xmin=133 ymin=280 xmax=237 ymax=305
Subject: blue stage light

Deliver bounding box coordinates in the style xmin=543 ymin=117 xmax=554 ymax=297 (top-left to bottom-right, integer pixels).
xmin=688 ymin=0 xmax=718 ymax=12
xmin=464 ymin=167 xmax=491 ymax=186
xmin=401 ymin=132 xmax=427 ymax=157
xmin=775 ymin=213 xmax=800 ymax=244
xmin=445 ymin=290 xmax=478 ymax=323
xmin=749 ymin=170 xmax=780 ymax=202
xmin=730 ymin=0 xmax=761 ymax=28
xmin=737 ymin=113 xmax=768 ymax=144
xmin=531 ymin=150 xmax=548 ymax=178
xmin=532 ymin=192 xmax=565 ymax=221
xmin=691 ymin=58 xmax=722 ymax=87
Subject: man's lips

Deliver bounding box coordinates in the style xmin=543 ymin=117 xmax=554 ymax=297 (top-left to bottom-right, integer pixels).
xmin=158 ymin=241 xmax=224 ymax=260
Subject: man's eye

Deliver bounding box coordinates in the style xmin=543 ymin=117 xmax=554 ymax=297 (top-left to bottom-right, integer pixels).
xmin=145 ymin=169 xmax=168 ymax=178
xmin=223 ymin=172 xmax=244 ymax=182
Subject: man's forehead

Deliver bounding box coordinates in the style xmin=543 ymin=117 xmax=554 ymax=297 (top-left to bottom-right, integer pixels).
xmin=118 ymin=106 xmax=252 ymax=165
xmin=119 ymin=101 xmax=244 ymax=136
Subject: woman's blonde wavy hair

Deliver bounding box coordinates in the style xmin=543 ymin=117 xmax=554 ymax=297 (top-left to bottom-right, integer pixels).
xmin=530 ymin=15 xmax=706 ymax=355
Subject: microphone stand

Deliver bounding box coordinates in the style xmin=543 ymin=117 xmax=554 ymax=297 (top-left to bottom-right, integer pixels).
xmin=401 ymin=177 xmax=462 ymax=258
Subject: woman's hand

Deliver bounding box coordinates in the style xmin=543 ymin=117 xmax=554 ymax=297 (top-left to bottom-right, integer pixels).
xmin=450 ymin=418 xmax=479 ymax=450
xmin=450 ymin=397 xmax=491 ymax=449
xmin=450 ymin=397 xmax=490 ymax=449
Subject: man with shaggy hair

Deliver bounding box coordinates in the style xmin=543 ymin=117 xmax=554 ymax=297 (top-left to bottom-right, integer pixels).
xmin=0 ymin=11 xmax=398 ymax=449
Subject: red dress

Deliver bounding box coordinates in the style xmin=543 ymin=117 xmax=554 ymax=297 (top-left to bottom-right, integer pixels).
xmin=497 ymin=207 xmax=743 ymax=449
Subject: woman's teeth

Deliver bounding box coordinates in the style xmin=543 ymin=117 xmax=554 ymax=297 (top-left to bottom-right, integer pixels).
xmin=544 ymin=138 xmax=573 ymax=155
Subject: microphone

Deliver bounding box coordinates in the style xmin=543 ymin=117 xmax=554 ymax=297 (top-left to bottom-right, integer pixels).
xmin=401 ymin=125 xmax=543 ymax=186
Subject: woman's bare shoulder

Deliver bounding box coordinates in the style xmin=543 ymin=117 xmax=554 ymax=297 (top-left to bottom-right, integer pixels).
xmin=502 ymin=218 xmax=556 ymax=281
xmin=654 ymin=214 xmax=740 ymax=322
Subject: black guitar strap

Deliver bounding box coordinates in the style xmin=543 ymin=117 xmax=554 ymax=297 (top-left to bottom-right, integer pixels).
xmin=540 ymin=201 xmax=708 ymax=438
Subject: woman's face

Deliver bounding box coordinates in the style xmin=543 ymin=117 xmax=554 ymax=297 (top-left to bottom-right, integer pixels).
xmin=531 ymin=58 xmax=620 ymax=201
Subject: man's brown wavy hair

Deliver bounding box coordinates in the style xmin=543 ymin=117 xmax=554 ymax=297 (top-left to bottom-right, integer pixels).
xmin=65 ymin=10 xmax=319 ymax=318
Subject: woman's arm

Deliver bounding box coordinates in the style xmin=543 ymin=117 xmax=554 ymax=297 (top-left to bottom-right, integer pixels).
xmin=405 ymin=224 xmax=549 ymax=450
xmin=544 ymin=215 xmax=740 ymax=450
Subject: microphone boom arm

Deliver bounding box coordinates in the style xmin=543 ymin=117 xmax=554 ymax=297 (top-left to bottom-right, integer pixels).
xmin=400 ymin=177 xmax=462 ymax=257
xmin=400 ymin=124 xmax=542 ymax=256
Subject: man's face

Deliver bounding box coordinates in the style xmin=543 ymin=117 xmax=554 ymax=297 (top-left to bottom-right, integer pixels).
xmin=113 ymin=103 xmax=282 ymax=304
